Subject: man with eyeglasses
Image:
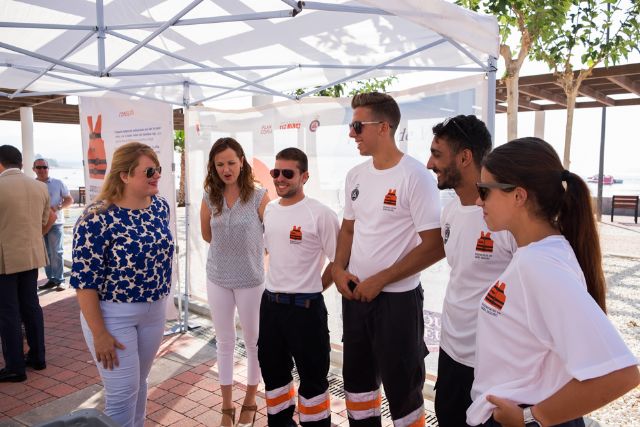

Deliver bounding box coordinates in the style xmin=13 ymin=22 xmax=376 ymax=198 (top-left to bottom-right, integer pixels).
xmin=258 ymin=147 xmax=340 ymax=427
xmin=33 ymin=158 xmax=73 ymax=292
xmin=332 ymin=92 xmax=444 ymax=427
xmin=0 ymin=145 xmax=50 ymax=382
xmin=426 ymin=115 xmax=516 ymax=426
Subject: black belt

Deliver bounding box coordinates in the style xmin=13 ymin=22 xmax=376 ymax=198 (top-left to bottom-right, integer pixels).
xmin=265 ymin=290 xmax=321 ymax=308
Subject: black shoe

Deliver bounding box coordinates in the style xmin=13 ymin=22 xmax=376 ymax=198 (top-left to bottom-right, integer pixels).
xmin=0 ymin=368 xmax=27 ymax=382
xmin=25 ymin=358 xmax=46 ymax=370
xmin=38 ymin=280 xmax=58 ymax=290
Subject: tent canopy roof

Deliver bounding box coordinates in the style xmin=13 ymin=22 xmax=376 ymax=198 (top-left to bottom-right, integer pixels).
xmin=0 ymin=0 xmax=498 ymax=107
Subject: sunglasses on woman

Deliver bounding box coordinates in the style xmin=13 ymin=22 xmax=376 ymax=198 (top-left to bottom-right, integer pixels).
xmin=270 ymin=168 xmax=296 ymax=179
xmin=144 ymin=166 xmax=162 ymax=178
xmin=348 ymin=120 xmax=383 ymax=135
xmin=476 ymin=182 xmax=516 ymax=201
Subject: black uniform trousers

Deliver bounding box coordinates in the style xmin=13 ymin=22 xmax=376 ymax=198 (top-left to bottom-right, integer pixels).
xmin=0 ymin=269 xmax=46 ymax=374
xmin=342 ymin=286 xmax=427 ymax=427
xmin=257 ymin=291 xmax=331 ymax=427
xmin=434 ymin=348 xmax=474 ymax=427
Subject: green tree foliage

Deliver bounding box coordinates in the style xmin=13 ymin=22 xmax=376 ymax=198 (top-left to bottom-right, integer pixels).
xmin=530 ymin=0 xmax=640 ymax=168
xmin=174 ymin=129 xmax=185 ymax=207
xmin=294 ymin=76 xmax=398 ymax=98
xmin=457 ymin=0 xmax=571 ymax=140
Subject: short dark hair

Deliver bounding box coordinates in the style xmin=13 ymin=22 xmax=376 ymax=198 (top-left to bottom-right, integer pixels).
xmin=432 ymin=115 xmax=492 ymax=168
xmin=33 ymin=158 xmax=48 ymax=167
xmin=276 ymin=147 xmax=308 ymax=173
xmin=0 ymin=145 xmax=22 ymax=168
xmin=351 ymin=92 xmax=401 ymax=136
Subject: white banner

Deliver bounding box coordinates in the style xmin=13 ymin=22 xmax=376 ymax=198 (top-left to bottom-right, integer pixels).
xmin=186 ymin=76 xmax=487 ymax=351
xmin=78 ymin=97 xmax=179 ymax=319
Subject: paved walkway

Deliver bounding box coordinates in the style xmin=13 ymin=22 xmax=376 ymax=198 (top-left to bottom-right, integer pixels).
xmin=3 ymin=206 xmax=635 ymax=426
xmin=0 ymin=276 xmax=439 ymax=426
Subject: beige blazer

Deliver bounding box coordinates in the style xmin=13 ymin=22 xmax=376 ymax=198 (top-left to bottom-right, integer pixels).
xmin=0 ymin=169 xmax=50 ymax=275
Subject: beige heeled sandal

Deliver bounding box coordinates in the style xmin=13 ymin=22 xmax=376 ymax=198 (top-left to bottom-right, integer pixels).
xmin=220 ymin=407 xmax=236 ymax=427
xmin=235 ymin=404 xmax=258 ymax=427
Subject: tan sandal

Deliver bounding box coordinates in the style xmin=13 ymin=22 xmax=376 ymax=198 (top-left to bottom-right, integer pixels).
xmin=235 ymin=404 xmax=258 ymax=427
xmin=221 ymin=407 xmax=236 ymax=427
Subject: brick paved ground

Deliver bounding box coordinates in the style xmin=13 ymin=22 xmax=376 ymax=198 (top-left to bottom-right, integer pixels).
xmin=0 ymin=281 xmax=403 ymax=426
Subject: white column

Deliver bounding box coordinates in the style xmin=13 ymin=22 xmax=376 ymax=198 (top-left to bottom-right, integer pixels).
xmin=534 ymin=111 xmax=546 ymax=139
xmin=20 ymin=107 xmax=35 ymax=177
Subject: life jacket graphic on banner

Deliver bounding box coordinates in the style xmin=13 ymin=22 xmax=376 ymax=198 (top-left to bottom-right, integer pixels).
xmin=87 ymin=115 xmax=107 ymax=179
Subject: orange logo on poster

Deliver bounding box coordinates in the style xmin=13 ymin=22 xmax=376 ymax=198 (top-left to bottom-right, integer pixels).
xmin=484 ymin=281 xmax=506 ymax=311
xmin=476 ymin=231 xmax=494 ymax=253
xmin=383 ymin=189 xmax=397 ymax=206
xmin=87 ymin=114 xmax=107 ymax=180
xmin=290 ymin=226 xmax=302 ymax=241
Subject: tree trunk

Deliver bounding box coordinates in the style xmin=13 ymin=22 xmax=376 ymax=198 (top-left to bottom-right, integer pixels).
xmin=505 ymin=72 xmax=519 ymax=141
xmin=563 ymin=90 xmax=577 ymax=169
xmin=178 ymin=149 xmax=186 ymax=207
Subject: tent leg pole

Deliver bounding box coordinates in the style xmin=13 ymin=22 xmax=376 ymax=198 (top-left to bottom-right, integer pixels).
xmin=486 ymin=55 xmax=497 ymax=145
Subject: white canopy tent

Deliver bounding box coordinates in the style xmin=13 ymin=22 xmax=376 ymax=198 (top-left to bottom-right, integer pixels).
xmin=1 ymin=0 xmax=498 ymax=112
xmin=1 ymin=0 xmax=499 ymax=335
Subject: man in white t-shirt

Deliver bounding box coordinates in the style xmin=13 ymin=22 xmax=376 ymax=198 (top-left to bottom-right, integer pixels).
xmin=332 ymin=92 xmax=444 ymax=427
xmin=426 ymin=115 xmax=516 ymax=426
xmin=258 ymin=147 xmax=340 ymax=427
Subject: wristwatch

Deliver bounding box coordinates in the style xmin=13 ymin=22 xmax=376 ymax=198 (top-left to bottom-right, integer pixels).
xmin=523 ymin=407 xmax=542 ymax=427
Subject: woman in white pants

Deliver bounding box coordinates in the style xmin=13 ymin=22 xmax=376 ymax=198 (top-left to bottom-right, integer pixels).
xmin=200 ymin=137 xmax=269 ymax=427
xmin=71 ymin=142 xmax=174 ymax=427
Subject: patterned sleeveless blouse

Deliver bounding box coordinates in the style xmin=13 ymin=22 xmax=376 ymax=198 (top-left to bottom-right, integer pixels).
xmin=204 ymin=187 xmax=266 ymax=289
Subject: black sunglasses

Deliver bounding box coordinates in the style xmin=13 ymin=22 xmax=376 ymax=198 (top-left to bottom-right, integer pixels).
xmin=476 ymin=182 xmax=516 ymax=201
xmin=34 ymin=165 xmax=49 ymax=170
xmin=349 ymin=120 xmax=383 ymax=135
xmin=144 ymin=166 xmax=162 ymax=178
xmin=442 ymin=116 xmax=471 ymax=142
xmin=270 ymin=168 xmax=296 ymax=179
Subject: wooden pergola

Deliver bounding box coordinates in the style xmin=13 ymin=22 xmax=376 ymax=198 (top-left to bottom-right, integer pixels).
xmin=1 ymin=63 xmax=638 ymax=126
xmin=495 ymin=62 xmax=640 ymax=113
xmin=0 ymin=93 xmax=185 ymax=130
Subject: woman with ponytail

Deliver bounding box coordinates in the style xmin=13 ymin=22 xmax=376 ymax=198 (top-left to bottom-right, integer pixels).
xmin=466 ymin=137 xmax=639 ymax=427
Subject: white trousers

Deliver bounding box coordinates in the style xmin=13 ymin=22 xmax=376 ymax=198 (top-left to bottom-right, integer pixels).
xmin=206 ymin=280 xmax=263 ymax=386
xmin=81 ymin=298 xmax=166 ymax=427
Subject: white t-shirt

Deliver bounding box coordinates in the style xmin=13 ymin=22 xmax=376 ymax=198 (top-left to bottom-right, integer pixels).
xmin=343 ymin=155 xmax=441 ymax=293
xmin=440 ymin=196 xmax=517 ymax=367
xmin=264 ymin=196 xmax=339 ymax=294
xmin=467 ymin=235 xmax=638 ymax=425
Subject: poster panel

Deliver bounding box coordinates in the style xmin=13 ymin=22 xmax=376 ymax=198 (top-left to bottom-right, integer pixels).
xmin=186 ymin=75 xmax=487 ymax=366
xmin=78 ymin=97 xmax=178 ymax=319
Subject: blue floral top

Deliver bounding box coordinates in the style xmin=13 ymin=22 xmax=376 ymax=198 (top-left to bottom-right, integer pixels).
xmin=70 ymin=195 xmax=174 ymax=303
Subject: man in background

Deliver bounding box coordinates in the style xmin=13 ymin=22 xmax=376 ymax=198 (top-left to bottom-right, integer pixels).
xmin=0 ymin=145 xmax=50 ymax=382
xmin=33 ymin=158 xmax=73 ymax=291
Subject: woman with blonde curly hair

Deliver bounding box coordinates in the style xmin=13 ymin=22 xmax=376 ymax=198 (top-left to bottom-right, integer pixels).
xmin=200 ymin=137 xmax=269 ymax=427
xmin=71 ymin=142 xmax=174 ymax=427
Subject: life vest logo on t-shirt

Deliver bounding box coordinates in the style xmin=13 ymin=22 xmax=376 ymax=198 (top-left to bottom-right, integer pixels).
xmin=383 ymin=189 xmax=397 ymax=211
xmin=475 ymin=231 xmax=494 ymax=260
xmin=481 ymin=281 xmax=506 ymax=316
xmin=289 ymin=226 xmax=302 ymax=244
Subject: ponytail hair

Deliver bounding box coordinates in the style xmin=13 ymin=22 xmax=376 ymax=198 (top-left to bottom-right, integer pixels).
xmin=483 ymin=137 xmax=606 ymax=312
xmin=557 ymin=170 xmax=606 ymax=312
